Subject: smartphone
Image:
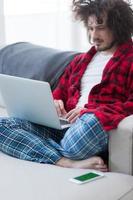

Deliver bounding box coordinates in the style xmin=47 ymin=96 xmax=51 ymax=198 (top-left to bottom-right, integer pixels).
xmin=69 ymin=171 xmax=104 ymax=184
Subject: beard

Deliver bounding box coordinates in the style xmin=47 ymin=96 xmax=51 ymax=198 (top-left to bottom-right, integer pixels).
xmin=94 ymin=39 xmax=116 ymax=52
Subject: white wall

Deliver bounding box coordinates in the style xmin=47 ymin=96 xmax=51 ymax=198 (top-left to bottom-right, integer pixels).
xmin=4 ymin=13 xmax=89 ymax=52
xmin=0 ymin=0 xmax=5 ymax=46
xmin=0 ymin=0 xmax=5 ymax=106
xmin=3 ymin=0 xmax=89 ymax=51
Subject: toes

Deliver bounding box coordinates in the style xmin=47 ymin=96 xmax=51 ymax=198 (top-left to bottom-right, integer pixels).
xmin=90 ymin=156 xmax=105 ymax=165
xmin=90 ymin=156 xmax=108 ymax=172
xmin=93 ymin=164 xmax=108 ymax=172
xmin=99 ymin=168 xmax=108 ymax=172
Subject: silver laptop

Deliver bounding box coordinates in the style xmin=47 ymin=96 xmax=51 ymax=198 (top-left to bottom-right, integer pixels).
xmin=0 ymin=74 xmax=71 ymax=130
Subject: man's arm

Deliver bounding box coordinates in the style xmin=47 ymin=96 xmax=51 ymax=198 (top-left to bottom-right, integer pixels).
xmin=52 ymin=59 xmax=72 ymax=103
xmin=53 ymin=54 xmax=83 ymax=109
xmin=81 ymin=91 xmax=133 ymax=131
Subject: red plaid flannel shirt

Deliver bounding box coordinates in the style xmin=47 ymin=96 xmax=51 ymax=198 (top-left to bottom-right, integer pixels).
xmin=53 ymin=39 xmax=133 ymax=131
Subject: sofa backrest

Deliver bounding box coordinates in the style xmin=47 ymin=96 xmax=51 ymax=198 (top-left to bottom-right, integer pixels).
xmin=0 ymin=42 xmax=80 ymax=90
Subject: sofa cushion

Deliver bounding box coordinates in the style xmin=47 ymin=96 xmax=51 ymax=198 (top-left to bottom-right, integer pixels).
xmin=0 ymin=152 xmax=133 ymax=200
xmin=0 ymin=42 xmax=79 ymax=90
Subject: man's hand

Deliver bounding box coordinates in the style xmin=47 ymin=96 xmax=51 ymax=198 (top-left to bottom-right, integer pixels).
xmin=65 ymin=107 xmax=84 ymax=123
xmin=54 ymin=100 xmax=67 ymax=117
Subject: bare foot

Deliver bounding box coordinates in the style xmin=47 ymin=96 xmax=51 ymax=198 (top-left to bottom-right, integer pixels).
xmin=56 ymin=156 xmax=108 ymax=172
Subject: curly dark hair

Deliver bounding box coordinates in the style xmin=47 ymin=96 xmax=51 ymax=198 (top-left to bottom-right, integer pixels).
xmin=72 ymin=0 xmax=133 ymax=44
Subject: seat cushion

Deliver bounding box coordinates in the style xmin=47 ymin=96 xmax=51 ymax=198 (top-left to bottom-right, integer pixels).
xmin=0 ymin=152 xmax=133 ymax=200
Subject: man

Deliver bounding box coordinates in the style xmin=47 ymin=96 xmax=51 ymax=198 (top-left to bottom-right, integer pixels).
xmin=0 ymin=0 xmax=133 ymax=172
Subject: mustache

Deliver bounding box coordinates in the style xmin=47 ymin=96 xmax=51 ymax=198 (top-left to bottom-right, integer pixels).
xmin=93 ymin=38 xmax=103 ymax=43
xmin=88 ymin=35 xmax=103 ymax=44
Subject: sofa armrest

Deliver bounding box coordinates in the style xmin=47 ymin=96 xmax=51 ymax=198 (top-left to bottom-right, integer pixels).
xmin=109 ymin=115 xmax=133 ymax=175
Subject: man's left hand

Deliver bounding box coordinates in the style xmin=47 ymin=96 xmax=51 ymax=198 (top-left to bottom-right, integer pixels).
xmin=65 ymin=107 xmax=85 ymax=123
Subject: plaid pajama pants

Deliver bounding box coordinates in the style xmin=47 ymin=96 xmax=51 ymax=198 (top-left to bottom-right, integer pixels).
xmin=0 ymin=113 xmax=108 ymax=164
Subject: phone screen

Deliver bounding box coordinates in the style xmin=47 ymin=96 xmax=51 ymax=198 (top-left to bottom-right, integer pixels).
xmin=74 ymin=172 xmax=100 ymax=182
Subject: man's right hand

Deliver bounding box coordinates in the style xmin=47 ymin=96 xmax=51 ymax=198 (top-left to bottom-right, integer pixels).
xmin=54 ymin=100 xmax=67 ymax=117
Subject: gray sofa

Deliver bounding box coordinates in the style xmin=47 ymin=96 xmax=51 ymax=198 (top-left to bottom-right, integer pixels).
xmin=0 ymin=42 xmax=133 ymax=175
xmin=0 ymin=42 xmax=133 ymax=200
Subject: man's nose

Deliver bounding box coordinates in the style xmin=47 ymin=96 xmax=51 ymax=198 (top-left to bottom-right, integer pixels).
xmin=91 ymin=29 xmax=99 ymax=42
xmin=92 ymin=29 xmax=99 ymax=39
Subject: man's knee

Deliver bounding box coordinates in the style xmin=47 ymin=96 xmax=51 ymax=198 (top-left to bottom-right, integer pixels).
xmin=60 ymin=114 xmax=108 ymax=159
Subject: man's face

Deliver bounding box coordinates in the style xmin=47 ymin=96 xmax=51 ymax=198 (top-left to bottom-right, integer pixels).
xmin=87 ymin=15 xmax=115 ymax=52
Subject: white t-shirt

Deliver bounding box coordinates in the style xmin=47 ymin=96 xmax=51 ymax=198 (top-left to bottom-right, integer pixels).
xmin=76 ymin=52 xmax=113 ymax=108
